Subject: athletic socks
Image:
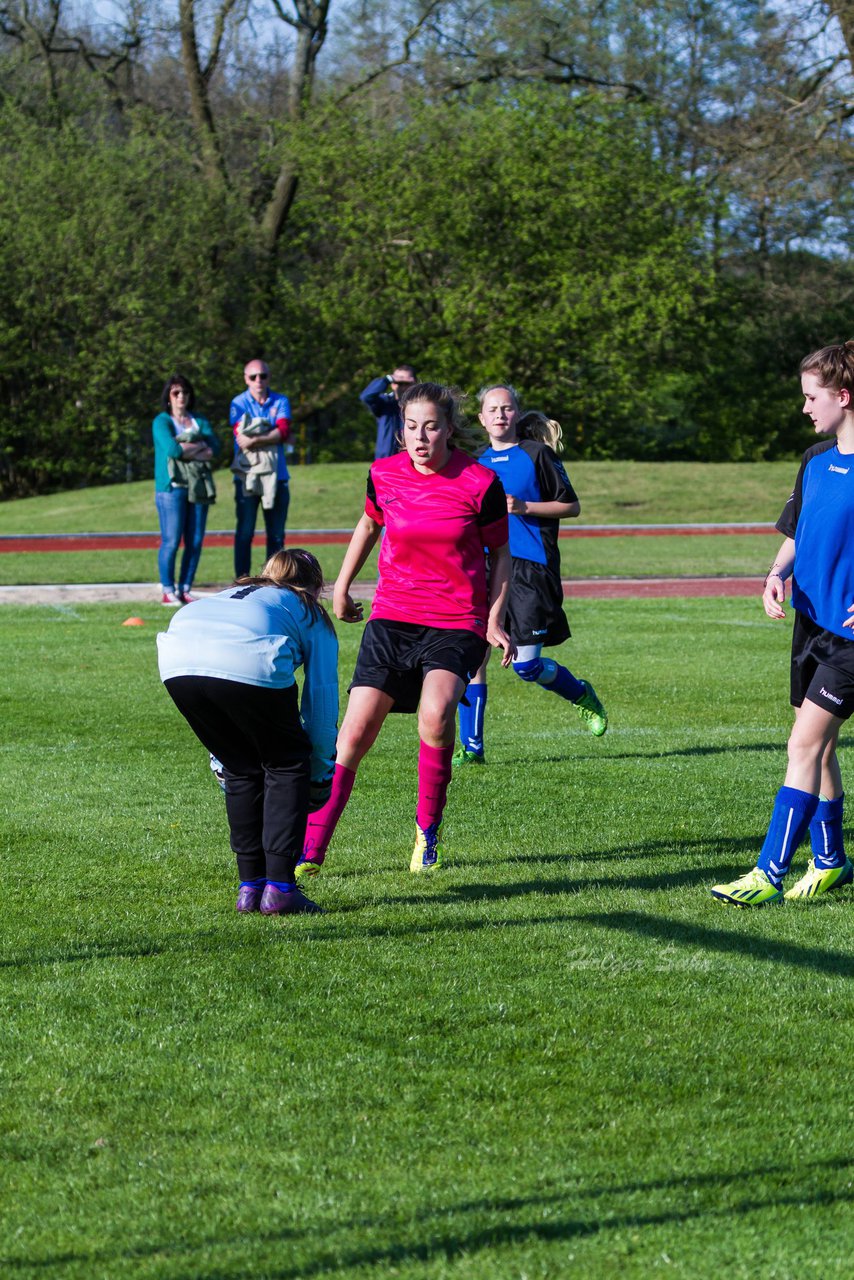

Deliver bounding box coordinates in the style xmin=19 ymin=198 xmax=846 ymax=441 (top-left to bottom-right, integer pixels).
xmin=266 ymin=880 xmax=296 ymax=893
xmin=458 ymin=682 xmax=487 ymax=756
xmin=810 ymin=794 xmax=845 ymax=870
xmin=302 ymin=763 xmax=356 ymax=863
xmin=539 ymin=658 xmax=586 ymax=703
xmin=756 ymin=786 xmax=819 ymax=887
xmin=416 ymin=742 xmax=454 ymax=831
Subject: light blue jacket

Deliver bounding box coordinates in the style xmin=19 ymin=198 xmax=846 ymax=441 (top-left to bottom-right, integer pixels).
xmin=157 ymin=585 xmax=338 ymax=781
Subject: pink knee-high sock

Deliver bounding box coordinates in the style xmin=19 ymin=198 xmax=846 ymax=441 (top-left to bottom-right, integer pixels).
xmin=416 ymin=742 xmax=454 ymax=831
xmin=302 ymin=764 xmax=356 ymax=864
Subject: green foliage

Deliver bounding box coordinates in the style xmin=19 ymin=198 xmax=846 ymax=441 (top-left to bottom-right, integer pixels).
xmin=0 ymin=103 xmax=248 ymax=496
xmin=277 ymin=89 xmax=716 ymax=459
xmin=0 ymin=57 xmax=851 ymax=492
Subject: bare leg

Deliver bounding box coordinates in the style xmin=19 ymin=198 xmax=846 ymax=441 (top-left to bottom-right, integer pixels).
xmin=784 ymin=700 xmax=843 ymax=795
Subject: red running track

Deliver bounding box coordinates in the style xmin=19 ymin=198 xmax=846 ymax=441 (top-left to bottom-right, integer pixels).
xmin=0 ymin=523 xmax=777 ymax=554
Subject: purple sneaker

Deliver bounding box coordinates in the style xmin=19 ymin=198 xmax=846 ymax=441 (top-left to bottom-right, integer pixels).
xmin=259 ymin=884 xmax=324 ymax=916
xmin=235 ymin=882 xmax=264 ymax=913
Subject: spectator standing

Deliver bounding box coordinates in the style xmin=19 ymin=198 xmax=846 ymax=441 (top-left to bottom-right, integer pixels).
xmin=230 ymin=358 xmax=292 ymax=577
xmin=359 ymin=365 xmax=418 ymax=459
xmin=152 ymin=373 xmax=220 ymax=606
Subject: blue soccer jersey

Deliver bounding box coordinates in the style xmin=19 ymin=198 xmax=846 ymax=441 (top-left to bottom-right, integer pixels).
xmin=478 ymin=439 xmax=577 ymax=567
xmin=777 ymin=440 xmax=854 ymax=639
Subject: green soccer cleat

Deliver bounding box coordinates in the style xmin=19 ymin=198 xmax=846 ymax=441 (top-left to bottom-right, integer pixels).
xmin=410 ymin=821 xmax=444 ymax=873
xmin=710 ymin=867 xmax=783 ymax=907
xmin=452 ymin=747 xmax=486 ymax=768
xmin=574 ymin=681 xmax=608 ymax=736
xmin=784 ymin=858 xmax=854 ymax=900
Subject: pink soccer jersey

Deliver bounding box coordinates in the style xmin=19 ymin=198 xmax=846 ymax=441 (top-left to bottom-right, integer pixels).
xmin=365 ymin=449 xmax=509 ymax=634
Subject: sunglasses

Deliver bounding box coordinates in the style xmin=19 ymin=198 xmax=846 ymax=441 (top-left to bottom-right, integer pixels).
xmin=248 ymin=372 xmax=269 ymax=381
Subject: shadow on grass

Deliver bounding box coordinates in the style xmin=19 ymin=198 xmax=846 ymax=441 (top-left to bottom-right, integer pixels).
xmin=6 ymin=1154 xmax=854 ymax=1274
xmin=504 ymin=741 xmax=787 ymax=767
xmin=503 ymin=834 xmax=758 ymax=866
xmin=578 ymin=910 xmax=854 ymax=978
xmin=0 ymin=940 xmax=170 ymax=970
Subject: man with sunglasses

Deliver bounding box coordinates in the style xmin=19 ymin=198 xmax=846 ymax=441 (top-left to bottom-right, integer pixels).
xmin=230 ymin=359 xmax=293 ymax=577
xmin=359 ymin=364 xmax=418 ymax=459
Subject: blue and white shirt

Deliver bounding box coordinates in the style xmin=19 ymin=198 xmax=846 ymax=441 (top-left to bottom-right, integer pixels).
xmin=229 ymin=388 xmax=292 ymax=482
xmin=478 ymin=439 xmax=577 ymax=569
xmin=157 ymin=585 xmax=338 ymax=780
xmin=777 ymin=439 xmax=854 ymax=640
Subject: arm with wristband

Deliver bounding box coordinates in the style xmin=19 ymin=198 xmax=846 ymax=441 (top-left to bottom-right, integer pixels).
xmin=762 ymin=538 xmax=796 ymax=620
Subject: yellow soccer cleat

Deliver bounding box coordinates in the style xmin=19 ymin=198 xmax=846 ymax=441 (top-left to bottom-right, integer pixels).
xmin=710 ymin=867 xmax=783 ymax=907
xmin=410 ymin=822 xmax=444 ymax=873
xmin=784 ymin=858 xmax=853 ymax=900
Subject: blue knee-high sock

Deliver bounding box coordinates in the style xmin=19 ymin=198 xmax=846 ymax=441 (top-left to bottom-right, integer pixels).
xmin=539 ymin=659 xmax=585 ymax=703
xmin=810 ymin=795 xmax=845 ymax=870
xmin=459 ymin=683 xmax=487 ymax=755
xmin=757 ymin=786 xmax=819 ymax=887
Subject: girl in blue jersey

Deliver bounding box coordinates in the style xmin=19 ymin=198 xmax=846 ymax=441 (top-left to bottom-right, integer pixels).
xmin=157 ymin=549 xmax=339 ymax=916
xmin=455 ymin=384 xmax=608 ymax=765
xmin=712 ymin=340 xmax=854 ymax=906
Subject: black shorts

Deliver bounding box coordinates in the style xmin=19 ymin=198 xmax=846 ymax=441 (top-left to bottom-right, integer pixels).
xmin=350 ymin=619 xmax=488 ymax=714
xmin=790 ymin=610 xmax=854 ymax=720
xmin=505 ymin=557 xmax=570 ymax=648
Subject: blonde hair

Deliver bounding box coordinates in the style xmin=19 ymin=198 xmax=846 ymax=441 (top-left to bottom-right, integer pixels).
xmin=517 ymin=410 xmax=563 ymax=454
xmin=235 ymin=548 xmax=333 ymax=629
xmin=477 ymin=383 xmax=521 ymax=414
xmin=799 ymin=340 xmax=854 ymax=395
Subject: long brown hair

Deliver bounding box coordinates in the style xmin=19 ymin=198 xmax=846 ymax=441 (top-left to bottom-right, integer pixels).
xmin=397 ymin=381 xmax=484 ymax=452
xmin=799 ymin=340 xmax=854 ymax=395
xmin=234 ymin=549 xmax=334 ymax=630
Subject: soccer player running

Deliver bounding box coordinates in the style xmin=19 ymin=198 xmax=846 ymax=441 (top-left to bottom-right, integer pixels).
xmin=454 ymin=384 xmax=607 ymax=766
xmin=712 ymin=340 xmax=854 ymax=906
xmin=295 ymin=382 xmax=513 ymax=877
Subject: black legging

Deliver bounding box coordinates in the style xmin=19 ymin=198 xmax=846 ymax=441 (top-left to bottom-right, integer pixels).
xmin=164 ymin=676 xmax=311 ymax=882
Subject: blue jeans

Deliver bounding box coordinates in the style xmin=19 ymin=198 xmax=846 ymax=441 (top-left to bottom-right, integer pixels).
xmin=233 ymin=477 xmax=290 ymax=578
xmin=155 ymin=488 xmax=210 ymax=591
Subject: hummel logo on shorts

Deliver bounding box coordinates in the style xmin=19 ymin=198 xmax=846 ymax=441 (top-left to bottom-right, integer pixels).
xmin=820 ymin=685 xmax=844 ymax=706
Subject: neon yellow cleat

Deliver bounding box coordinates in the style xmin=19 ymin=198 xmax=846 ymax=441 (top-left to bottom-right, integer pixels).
xmin=410 ymin=822 xmax=444 ymax=873
xmin=452 ymin=748 xmax=485 ymax=768
xmin=574 ymin=681 xmax=608 ymax=736
xmin=784 ymin=858 xmax=853 ymax=900
xmin=710 ymin=867 xmax=783 ymax=907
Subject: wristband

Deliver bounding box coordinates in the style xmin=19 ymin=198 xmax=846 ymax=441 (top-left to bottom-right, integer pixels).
xmin=763 ymin=570 xmax=784 ymax=588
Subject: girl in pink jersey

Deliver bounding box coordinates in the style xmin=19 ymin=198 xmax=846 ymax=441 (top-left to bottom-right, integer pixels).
xmin=295 ymin=382 xmax=514 ymax=875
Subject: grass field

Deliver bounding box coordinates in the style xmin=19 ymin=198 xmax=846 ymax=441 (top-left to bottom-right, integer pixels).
xmin=3 ymin=597 xmax=854 ymax=1278
xmin=0 ymin=461 xmax=793 ymax=586
xmin=0 ymin=461 xmax=800 ymax=535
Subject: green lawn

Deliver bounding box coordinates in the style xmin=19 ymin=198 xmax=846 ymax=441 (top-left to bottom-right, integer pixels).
xmin=0 ymin=460 xmax=797 ymax=534
xmin=3 ymin=599 xmax=853 ymax=1278
xmin=0 ymin=460 xmax=793 ymax=587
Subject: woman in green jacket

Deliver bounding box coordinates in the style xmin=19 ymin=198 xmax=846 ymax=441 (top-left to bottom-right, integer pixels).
xmin=152 ymin=373 xmax=220 ymax=605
